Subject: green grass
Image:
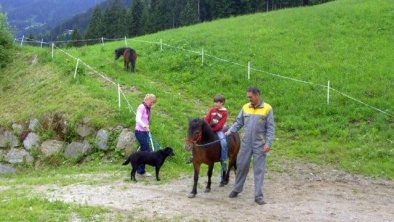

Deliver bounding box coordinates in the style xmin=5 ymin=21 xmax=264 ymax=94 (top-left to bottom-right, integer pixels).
xmin=0 ymin=0 xmax=393 ymax=181
xmin=0 ymin=188 xmax=112 ymax=222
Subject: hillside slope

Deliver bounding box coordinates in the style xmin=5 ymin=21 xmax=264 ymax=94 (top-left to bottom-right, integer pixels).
xmin=0 ymin=0 xmax=393 ymax=178
xmin=0 ymin=0 xmax=106 ymax=36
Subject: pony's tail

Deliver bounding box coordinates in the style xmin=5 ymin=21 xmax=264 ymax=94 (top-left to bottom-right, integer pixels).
xmin=122 ymin=156 xmax=131 ymax=165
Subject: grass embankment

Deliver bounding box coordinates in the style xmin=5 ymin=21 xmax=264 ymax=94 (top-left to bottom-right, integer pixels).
xmin=4 ymin=0 xmax=391 ymax=177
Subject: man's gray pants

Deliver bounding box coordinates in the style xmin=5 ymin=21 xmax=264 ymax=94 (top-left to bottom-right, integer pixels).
xmin=232 ymin=144 xmax=267 ymax=199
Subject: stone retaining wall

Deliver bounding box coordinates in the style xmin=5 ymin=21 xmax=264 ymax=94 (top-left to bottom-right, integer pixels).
xmin=0 ymin=117 xmax=137 ymax=174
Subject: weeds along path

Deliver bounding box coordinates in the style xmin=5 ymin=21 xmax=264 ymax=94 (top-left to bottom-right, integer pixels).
xmin=32 ymin=158 xmax=394 ymax=222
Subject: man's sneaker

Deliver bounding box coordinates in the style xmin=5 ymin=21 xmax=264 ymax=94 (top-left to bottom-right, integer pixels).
xmin=137 ymin=172 xmax=152 ymax=177
xmin=143 ymin=172 xmax=152 ymax=177
xmin=229 ymin=191 xmax=239 ymax=198
xmin=255 ymin=198 xmax=266 ymax=205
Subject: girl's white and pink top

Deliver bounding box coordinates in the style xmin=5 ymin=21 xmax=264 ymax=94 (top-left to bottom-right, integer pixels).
xmin=135 ymin=103 xmax=150 ymax=132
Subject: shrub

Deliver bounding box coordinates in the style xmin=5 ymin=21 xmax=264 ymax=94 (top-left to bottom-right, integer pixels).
xmin=0 ymin=13 xmax=13 ymax=69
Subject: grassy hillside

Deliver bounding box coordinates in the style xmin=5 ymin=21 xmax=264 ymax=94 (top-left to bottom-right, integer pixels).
xmin=1 ymin=0 xmax=393 ymax=178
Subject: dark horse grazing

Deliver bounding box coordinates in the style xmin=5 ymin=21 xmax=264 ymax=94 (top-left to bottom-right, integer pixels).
xmin=185 ymin=118 xmax=240 ymax=198
xmin=114 ymin=47 xmax=137 ymax=72
xmin=114 ymin=47 xmax=128 ymax=60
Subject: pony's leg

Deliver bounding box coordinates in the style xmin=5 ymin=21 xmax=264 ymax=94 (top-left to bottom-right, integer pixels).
xmin=219 ymin=168 xmax=227 ymax=187
xmin=226 ymin=146 xmax=235 ymax=183
xmin=131 ymin=61 xmax=135 ymax=72
xmin=188 ymin=163 xmax=200 ymax=198
xmin=226 ymin=134 xmax=241 ymax=183
xmin=225 ymin=160 xmax=234 ymax=184
xmin=205 ymin=164 xmax=214 ymax=192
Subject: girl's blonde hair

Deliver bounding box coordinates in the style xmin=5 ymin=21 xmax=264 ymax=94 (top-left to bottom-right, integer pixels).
xmin=144 ymin=93 xmax=156 ymax=102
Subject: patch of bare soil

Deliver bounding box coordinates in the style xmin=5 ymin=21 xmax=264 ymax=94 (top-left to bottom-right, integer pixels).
xmin=34 ymin=159 xmax=394 ymax=222
xmin=0 ymin=186 xmax=9 ymax=192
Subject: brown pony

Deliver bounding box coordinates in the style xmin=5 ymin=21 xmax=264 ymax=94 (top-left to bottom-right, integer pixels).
xmin=185 ymin=118 xmax=240 ymax=198
xmin=123 ymin=48 xmax=137 ymax=72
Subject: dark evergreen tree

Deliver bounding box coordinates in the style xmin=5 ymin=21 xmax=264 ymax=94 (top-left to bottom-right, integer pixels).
xmin=199 ymin=0 xmax=214 ymax=21
xmin=0 ymin=12 xmax=13 ymax=69
xmin=85 ymin=6 xmax=104 ymax=43
xmin=151 ymin=0 xmax=173 ymax=32
xmin=230 ymin=0 xmax=242 ymax=15
xmin=249 ymin=0 xmax=266 ymax=12
xmin=169 ymin=0 xmax=184 ymax=28
xmin=145 ymin=0 xmax=159 ymax=33
xmin=180 ymin=0 xmax=199 ymax=26
xmin=266 ymin=0 xmax=272 ymax=11
xmin=103 ymin=0 xmax=128 ymax=38
xmin=212 ymin=0 xmax=233 ymax=19
xmin=140 ymin=3 xmax=152 ymax=34
xmin=128 ymin=0 xmax=145 ymax=36
xmin=69 ymin=28 xmax=83 ymax=47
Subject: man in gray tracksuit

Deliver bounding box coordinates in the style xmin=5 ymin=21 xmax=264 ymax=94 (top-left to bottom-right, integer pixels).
xmin=225 ymin=87 xmax=275 ymax=205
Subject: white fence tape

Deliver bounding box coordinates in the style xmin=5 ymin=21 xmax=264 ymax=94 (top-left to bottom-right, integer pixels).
xmin=15 ymin=36 xmax=393 ymax=118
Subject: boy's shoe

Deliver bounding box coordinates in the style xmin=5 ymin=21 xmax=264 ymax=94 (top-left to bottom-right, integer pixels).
xmin=229 ymin=191 xmax=239 ymax=198
xmin=255 ymin=198 xmax=266 ymax=205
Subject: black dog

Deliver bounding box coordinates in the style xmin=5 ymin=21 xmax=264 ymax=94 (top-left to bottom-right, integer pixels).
xmin=122 ymin=147 xmax=175 ymax=182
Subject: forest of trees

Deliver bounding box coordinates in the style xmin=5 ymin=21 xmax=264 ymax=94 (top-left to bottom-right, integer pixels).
xmin=48 ymin=0 xmax=331 ymax=45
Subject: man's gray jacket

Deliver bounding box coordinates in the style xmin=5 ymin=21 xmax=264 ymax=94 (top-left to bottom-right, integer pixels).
xmin=228 ymin=101 xmax=275 ymax=148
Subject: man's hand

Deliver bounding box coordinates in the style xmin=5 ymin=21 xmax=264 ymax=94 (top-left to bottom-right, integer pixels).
xmin=224 ymin=131 xmax=231 ymax=136
xmin=145 ymin=125 xmax=150 ymax=131
xmin=263 ymin=144 xmax=271 ymax=153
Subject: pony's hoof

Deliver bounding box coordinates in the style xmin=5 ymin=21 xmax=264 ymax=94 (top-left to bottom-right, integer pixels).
xmin=187 ymin=193 xmax=196 ymax=198
xmin=219 ymin=182 xmax=225 ymax=187
xmin=204 ymin=188 xmax=211 ymax=193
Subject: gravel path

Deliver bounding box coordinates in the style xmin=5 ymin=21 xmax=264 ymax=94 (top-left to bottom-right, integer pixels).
xmin=33 ymin=159 xmax=394 ymax=222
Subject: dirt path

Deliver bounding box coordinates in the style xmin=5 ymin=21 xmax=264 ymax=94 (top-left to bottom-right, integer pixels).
xmin=33 ymin=159 xmax=394 ymax=222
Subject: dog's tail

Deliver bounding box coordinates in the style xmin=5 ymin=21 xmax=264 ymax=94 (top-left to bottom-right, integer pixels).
xmin=122 ymin=156 xmax=131 ymax=165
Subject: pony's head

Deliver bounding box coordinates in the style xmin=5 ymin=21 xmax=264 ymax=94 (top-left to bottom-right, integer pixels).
xmin=185 ymin=118 xmax=216 ymax=150
xmin=114 ymin=47 xmax=125 ymax=60
xmin=185 ymin=118 xmax=203 ymax=150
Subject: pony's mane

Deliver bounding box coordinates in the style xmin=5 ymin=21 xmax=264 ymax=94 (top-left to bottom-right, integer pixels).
xmin=188 ymin=118 xmax=217 ymax=143
xmin=199 ymin=118 xmax=216 ymax=141
xmin=200 ymin=118 xmax=212 ymax=132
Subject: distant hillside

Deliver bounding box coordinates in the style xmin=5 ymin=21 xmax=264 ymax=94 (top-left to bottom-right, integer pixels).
xmin=49 ymin=0 xmax=133 ymax=41
xmin=1 ymin=0 xmax=393 ymax=178
xmin=0 ymin=0 xmax=105 ymax=36
xmin=49 ymin=0 xmax=331 ymax=41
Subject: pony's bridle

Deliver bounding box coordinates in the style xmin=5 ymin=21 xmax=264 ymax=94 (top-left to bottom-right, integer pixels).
xmin=186 ymin=120 xmax=227 ymax=148
xmin=186 ymin=121 xmax=204 ymax=146
xmin=187 ymin=130 xmax=202 ymax=145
